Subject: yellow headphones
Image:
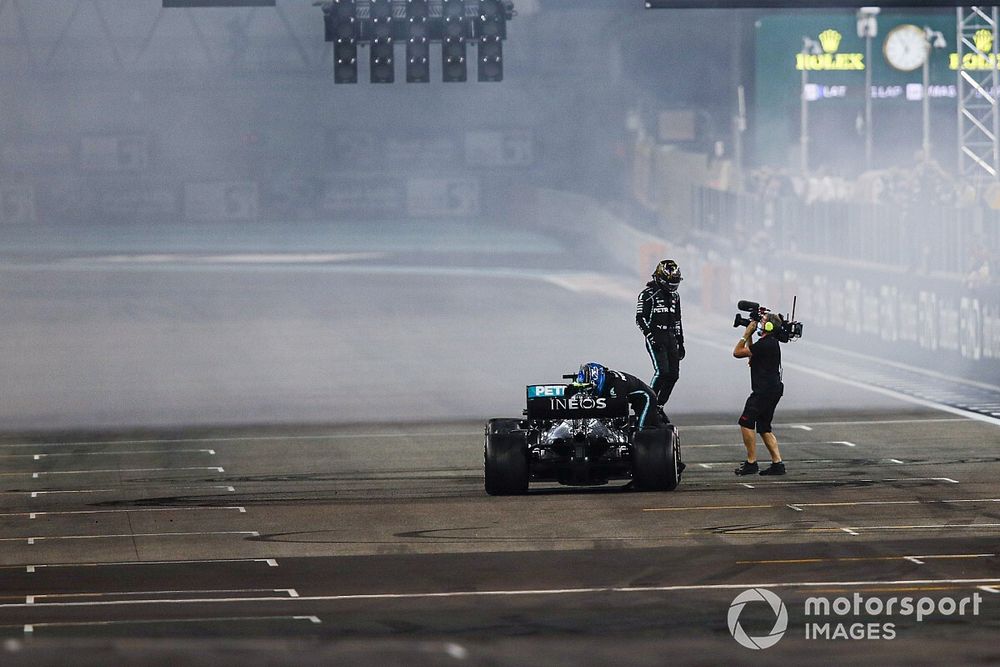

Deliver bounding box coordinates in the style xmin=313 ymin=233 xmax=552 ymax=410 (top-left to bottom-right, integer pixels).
xmin=763 ymin=320 xmax=774 ymax=332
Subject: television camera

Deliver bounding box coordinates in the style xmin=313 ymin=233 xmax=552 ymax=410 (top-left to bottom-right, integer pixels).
xmin=733 ymin=297 xmax=804 ymax=343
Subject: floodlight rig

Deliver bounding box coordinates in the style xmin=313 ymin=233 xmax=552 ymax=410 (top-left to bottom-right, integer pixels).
xmin=318 ymin=0 xmax=515 ymax=83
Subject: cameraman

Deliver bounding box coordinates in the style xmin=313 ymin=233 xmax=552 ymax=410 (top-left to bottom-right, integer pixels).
xmin=732 ymin=312 xmax=786 ymax=476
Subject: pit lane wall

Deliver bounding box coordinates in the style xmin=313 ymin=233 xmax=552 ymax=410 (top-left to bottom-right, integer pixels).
xmin=536 ymin=187 xmax=1000 ymax=382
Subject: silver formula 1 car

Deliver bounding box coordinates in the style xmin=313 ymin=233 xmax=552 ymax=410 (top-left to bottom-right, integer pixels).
xmin=484 ymin=381 xmax=682 ymax=495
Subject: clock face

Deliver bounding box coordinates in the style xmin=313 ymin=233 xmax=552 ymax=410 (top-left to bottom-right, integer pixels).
xmin=884 ymin=24 xmax=928 ymax=72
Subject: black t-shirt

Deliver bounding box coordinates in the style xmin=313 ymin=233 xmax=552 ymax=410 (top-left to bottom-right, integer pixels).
xmin=748 ymin=334 xmax=783 ymax=394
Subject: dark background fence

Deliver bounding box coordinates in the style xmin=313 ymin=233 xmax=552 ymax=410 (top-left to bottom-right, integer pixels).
xmin=693 ymin=187 xmax=1000 ymax=277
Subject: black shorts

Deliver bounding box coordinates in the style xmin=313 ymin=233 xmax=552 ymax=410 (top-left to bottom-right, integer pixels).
xmin=738 ymin=390 xmax=782 ymax=434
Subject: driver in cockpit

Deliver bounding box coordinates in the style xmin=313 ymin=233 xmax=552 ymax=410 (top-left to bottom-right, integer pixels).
xmin=572 ymin=362 xmax=664 ymax=431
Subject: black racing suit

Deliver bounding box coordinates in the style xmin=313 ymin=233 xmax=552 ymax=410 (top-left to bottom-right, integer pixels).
xmin=636 ymin=280 xmax=684 ymax=406
xmin=600 ymin=369 xmax=664 ymax=431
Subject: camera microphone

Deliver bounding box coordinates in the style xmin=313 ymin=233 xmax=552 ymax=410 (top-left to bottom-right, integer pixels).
xmin=737 ymin=300 xmax=759 ymax=312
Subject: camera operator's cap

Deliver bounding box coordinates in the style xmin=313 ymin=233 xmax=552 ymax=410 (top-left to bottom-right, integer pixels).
xmin=653 ymin=259 xmax=683 ymax=283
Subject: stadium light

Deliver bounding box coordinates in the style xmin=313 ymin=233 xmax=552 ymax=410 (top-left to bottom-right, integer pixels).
xmin=442 ymin=0 xmax=467 ymax=82
xmin=370 ymin=0 xmax=394 ymax=83
xmin=316 ymin=0 xmax=511 ymax=84
xmin=406 ymin=0 xmax=431 ymax=83
xmin=326 ymin=0 xmax=358 ymax=84
xmin=477 ymin=0 xmax=505 ymax=81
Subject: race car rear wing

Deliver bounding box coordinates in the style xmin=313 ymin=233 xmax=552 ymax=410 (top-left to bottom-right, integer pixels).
xmin=525 ymin=384 xmax=629 ymax=420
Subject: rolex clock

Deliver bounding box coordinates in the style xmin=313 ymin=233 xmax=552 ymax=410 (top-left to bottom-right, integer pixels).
xmin=883 ymin=24 xmax=928 ymax=72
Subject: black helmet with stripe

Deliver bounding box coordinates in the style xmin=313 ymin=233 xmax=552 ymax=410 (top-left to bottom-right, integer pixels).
xmin=653 ymin=259 xmax=682 ymax=291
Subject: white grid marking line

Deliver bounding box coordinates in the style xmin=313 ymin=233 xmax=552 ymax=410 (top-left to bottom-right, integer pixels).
xmin=2 ymin=578 xmax=1000 ymax=609
xmin=8 ymin=531 xmax=259 ymax=544
xmin=0 ymin=417 xmax=974 ymax=449
xmin=686 ymin=441 xmax=860 ymax=449
xmin=690 ymin=457 xmax=906 ymax=466
xmin=22 ymin=588 xmax=298 ymax=603
xmin=643 ymin=498 xmax=1000 ymax=512
xmin=21 ymin=466 xmax=225 ymax=477
xmin=0 ymin=433 xmax=484 ymax=449
xmin=29 ymin=489 xmax=113 ymax=497
xmin=0 ymin=507 xmax=246 ymax=519
xmin=1 ymin=449 xmax=217 ymax=459
xmin=18 ymin=558 xmax=278 ymax=573
xmin=739 ymin=477 xmax=959 ymax=486
xmin=18 ymin=615 xmax=320 ymax=633
xmin=28 ymin=486 xmax=235 ymax=497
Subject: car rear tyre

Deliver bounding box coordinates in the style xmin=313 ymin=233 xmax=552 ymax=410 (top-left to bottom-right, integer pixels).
xmin=633 ymin=427 xmax=679 ymax=491
xmin=484 ymin=419 xmax=529 ymax=496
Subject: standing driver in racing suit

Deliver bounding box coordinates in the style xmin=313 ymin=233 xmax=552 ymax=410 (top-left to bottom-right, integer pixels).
xmin=636 ymin=260 xmax=685 ymax=414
